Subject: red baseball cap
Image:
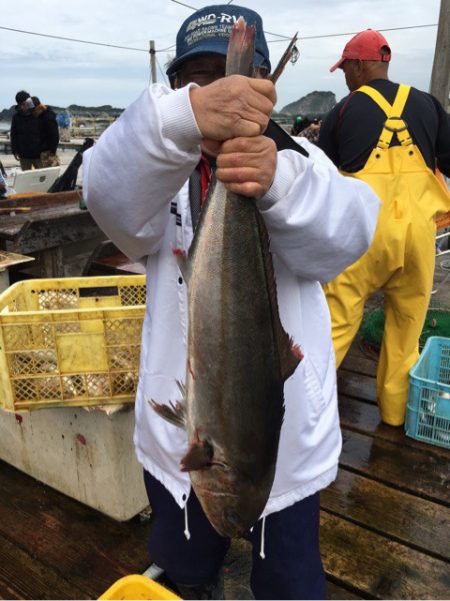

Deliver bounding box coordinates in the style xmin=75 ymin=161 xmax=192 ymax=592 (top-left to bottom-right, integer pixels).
xmin=330 ymin=29 xmax=391 ymax=72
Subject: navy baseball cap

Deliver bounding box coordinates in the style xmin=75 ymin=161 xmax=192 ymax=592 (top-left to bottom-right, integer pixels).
xmin=167 ymin=4 xmax=271 ymax=76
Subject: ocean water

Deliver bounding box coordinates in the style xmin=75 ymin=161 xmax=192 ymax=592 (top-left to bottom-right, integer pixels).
xmin=0 ymin=121 xmax=10 ymax=132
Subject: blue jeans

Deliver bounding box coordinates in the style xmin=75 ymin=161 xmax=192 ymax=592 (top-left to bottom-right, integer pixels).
xmin=143 ymin=471 xmax=326 ymax=600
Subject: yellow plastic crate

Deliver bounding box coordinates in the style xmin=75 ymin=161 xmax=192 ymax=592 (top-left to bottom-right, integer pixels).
xmin=99 ymin=575 xmax=181 ymax=600
xmin=0 ymin=275 xmax=146 ymax=411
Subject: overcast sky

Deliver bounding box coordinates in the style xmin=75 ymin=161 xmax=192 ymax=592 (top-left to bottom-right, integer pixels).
xmin=0 ymin=0 xmax=441 ymax=114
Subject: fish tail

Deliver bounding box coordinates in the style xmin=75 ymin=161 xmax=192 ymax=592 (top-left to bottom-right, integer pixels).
xmin=226 ymin=17 xmax=256 ymax=77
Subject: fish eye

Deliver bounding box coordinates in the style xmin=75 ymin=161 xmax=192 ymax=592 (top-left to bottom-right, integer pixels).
xmin=225 ymin=508 xmax=241 ymax=527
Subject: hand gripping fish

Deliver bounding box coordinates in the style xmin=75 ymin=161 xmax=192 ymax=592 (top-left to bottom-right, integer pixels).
xmin=151 ymin=17 xmax=302 ymax=538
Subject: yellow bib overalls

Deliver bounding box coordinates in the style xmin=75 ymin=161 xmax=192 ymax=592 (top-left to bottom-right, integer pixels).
xmin=324 ymin=84 xmax=450 ymax=426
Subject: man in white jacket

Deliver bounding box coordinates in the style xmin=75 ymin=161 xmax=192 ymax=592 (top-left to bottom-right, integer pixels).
xmin=83 ymin=5 xmax=380 ymax=599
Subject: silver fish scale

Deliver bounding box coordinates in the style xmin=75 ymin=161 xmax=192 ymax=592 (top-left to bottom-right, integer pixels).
xmin=185 ymin=178 xmax=288 ymax=536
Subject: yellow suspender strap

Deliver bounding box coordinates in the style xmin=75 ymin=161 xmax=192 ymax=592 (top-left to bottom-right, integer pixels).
xmin=391 ymin=84 xmax=411 ymax=116
xmin=357 ymin=84 xmax=412 ymax=148
xmin=357 ymin=85 xmax=393 ymax=115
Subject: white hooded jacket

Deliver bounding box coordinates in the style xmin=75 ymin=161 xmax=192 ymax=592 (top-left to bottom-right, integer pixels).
xmin=83 ymin=83 xmax=380 ymax=519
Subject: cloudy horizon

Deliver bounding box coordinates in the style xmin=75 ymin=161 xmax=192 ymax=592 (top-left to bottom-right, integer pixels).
xmin=0 ymin=0 xmax=442 ymax=113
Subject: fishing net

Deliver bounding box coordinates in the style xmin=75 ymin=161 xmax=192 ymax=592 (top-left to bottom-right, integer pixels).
xmin=360 ymin=299 xmax=450 ymax=353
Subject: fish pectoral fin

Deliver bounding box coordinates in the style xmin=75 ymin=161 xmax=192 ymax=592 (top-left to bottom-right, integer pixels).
xmin=180 ymin=438 xmax=213 ymax=472
xmin=280 ymin=337 xmax=303 ymax=381
xmin=148 ymin=398 xmax=186 ymax=429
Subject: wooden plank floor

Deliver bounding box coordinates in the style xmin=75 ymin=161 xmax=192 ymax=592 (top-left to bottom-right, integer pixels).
xmin=324 ymin=341 xmax=450 ymax=600
xmin=0 ymin=339 xmax=449 ymax=599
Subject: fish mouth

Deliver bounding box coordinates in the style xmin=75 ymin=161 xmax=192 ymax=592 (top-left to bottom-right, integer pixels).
xmin=195 ymin=487 xmax=239 ymax=498
xmin=208 ymin=460 xmax=230 ymax=471
xmin=193 ymin=460 xmax=238 ymax=498
xmin=194 ymin=477 xmax=239 ymax=497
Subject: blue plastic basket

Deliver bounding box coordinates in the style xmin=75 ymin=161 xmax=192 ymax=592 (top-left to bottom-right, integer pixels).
xmin=405 ymin=336 xmax=450 ymax=449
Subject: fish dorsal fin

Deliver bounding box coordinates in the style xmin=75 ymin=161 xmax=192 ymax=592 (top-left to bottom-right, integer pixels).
xmin=254 ymin=209 xmax=302 ymax=381
xmin=226 ymin=17 xmax=256 ymax=77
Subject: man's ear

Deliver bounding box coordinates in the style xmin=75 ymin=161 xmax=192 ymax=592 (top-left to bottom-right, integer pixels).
xmin=171 ymin=76 xmax=181 ymax=90
xmin=355 ymin=60 xmax=368 ymax=84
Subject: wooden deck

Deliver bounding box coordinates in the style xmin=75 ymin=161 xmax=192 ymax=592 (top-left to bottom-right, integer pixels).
xmin=0 ymin=191 xmax=106 ymax=280
xmin=0 ymin=340 xmax=449 ymax=600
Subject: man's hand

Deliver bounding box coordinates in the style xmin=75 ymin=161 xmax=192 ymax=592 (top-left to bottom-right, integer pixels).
xmin=215 ymin=135 xmax=277 ymax=199
xmin=190 ymin=75 xmax=276 ymax=141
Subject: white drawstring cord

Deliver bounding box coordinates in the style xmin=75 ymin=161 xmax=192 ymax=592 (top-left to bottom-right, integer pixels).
xmin=259 ymin=516 xmax=266 ymax=559
xmin=184 ymin=503 xmax=191 ymax=540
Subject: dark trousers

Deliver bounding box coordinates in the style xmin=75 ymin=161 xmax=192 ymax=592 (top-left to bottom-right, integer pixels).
xmin=143 ymin=470 xmax=326 ymax=600
xmin=19 ymin=157 xmax=43 ymax=171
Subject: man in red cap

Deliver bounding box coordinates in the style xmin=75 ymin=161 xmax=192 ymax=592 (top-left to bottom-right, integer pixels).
xmin=329 ymin=29 xmax=391 ymax=73
xmin=319 ymin=29 xmax=450 ymax=427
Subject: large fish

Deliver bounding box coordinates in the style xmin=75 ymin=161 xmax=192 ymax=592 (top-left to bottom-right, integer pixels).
xmin=151 ymin=17 xmax=302 ymax=538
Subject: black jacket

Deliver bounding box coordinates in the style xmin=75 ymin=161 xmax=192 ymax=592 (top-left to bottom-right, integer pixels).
xmin=35 ymin=106 xmax=60 ymax=154
xmin=10 ymin=108 xmax=41 ymax=159
xmin=318 ymin=79 xmax=450 ymax=177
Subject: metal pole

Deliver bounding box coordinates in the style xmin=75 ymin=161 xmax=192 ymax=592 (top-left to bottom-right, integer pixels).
xmin=430 ymin=0 xmax=450 ymax=110
xmin=150 ymin=40 xmax=157 ymax=83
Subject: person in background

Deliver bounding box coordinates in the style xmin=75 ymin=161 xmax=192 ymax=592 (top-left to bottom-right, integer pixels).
xmin=10 ymin=90 xmax=42 ymax=171
xmin=83 ymin=5 xmax=380 ymax=599
xmin=31 ymin=96 xmax=60 ymax=167
xmin=299 ymin=117 xmax=322 ymax=145
xmin=57 ymin=111 xmax=71 ymax=142
xmin=319 ymin=29 xmax=450 ymax=427
xmin=290 ymin=114 xmax=311 ymax=136
xmin=0 ymin=161 xmax=8 ymax=198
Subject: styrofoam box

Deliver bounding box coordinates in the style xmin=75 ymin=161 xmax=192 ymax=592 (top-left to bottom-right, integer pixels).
xmin=0 ymin=405 xmax=149 ymax=520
